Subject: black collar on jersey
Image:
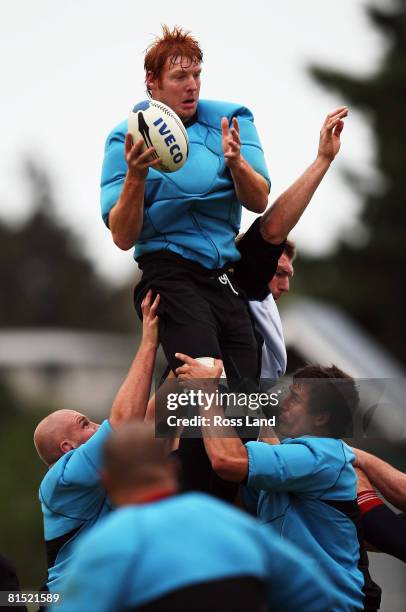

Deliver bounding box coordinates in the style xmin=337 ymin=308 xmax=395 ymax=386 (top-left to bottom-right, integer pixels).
xmin=183 ymin=112 xmax=198 ymax=128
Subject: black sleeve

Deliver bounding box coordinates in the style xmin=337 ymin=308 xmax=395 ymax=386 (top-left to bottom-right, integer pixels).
xmin=362 ymin=504 xmax=406 ymax=563
xmin=233 ymin=217 xmax=285 ymax=301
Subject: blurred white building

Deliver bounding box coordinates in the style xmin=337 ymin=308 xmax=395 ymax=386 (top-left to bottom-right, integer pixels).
xmin=1 ymin=297 xmax=405 ymax=429
xmin=0 ymin=329 xmax=143 ymax=415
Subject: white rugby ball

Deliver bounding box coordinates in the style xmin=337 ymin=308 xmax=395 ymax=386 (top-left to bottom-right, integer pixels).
xmin=128 ymin=100 xmax=189 ymax=173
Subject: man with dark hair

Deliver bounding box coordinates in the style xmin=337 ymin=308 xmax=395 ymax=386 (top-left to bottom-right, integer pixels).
xmin=235 ymin=107 xmax=347 ymax=381
xmin=52 ymin=422 xmax=337 ymax=612
xmin=34 ymin=292 xmax=159 ymax=593
xmin=268 ymin=239 xmax=296 ymax=299
xmin=287 ymin=364 xmax=357 ymax=438
xmin=175 ymin=356 xmax=378 ymax=611
xmin=234 ymin=106 xmax=346 ymax=303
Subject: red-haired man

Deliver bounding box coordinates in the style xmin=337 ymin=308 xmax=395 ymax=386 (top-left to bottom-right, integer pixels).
xmin=101 ymin=25 xmax=270 ymax=383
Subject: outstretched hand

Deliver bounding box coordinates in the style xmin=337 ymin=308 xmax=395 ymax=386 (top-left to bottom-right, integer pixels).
xmin=125 ymin=134 xmax=162 ymax=180
xmin=221 ymin=117 xmax=242 ymax=169
xmin=141 ymin=290 xmax=160 ymax=348
xmin=318 ymin=106 xmax=348 ymax=163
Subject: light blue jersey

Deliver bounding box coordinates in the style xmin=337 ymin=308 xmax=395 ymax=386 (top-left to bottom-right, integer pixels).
xmin=244 ymin=436 xmax=364 ymax=612
xmin=53 ymin=492 xmax=337 ymax=612
xmin=39 ymin=420 xmax=112 ymax=592
xmin=101 ymin=100 xmax=270 ymax=269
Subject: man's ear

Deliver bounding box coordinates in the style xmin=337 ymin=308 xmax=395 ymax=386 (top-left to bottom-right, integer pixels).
xmin=60 ymin=440 xmax=75 ymax=455
xmin=146 ymin=71 xmax=157 ymax=95
xmin=313 ymin=411 xmax=330 ymax=429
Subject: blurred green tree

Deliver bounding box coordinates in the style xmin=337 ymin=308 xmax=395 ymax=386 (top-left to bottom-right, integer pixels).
xmin=295 ymin=0 xmax=406 ymax=364
xmin=0 ymin=163 xmax=145 ymax=594
xmin=0 ymin=160 xmax=137 ymax=332
xmin=0 ymin=377 xmax=47 ymax=591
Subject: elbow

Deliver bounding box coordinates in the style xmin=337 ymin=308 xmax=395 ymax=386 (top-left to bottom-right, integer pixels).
xmin=256 ymin=180 xmax=271 ymax=213
xmin=108 ymin=210 xmax=137 ymax=251
xmin=392 ymin=491 xmax=406 ymax=513
xmin=211 ymin=451 xmax=246 ymax=483
xmin=245 ymin=198 xmax=267 ymax=215
xmin=211 ymin=452 xmax=233 ymax=480
xmin=259 ymin=215 xmax=285 ymax=245
xmin=256 ymin=199 xmax=268 ymax=214
xmin=252 ymin=192 xmax=268 ymax=214
xmin=112 ymin=230 xmax=134 ymax=251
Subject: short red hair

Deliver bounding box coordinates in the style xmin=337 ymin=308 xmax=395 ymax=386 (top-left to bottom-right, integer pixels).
xmin=144 ymin=25 xmax=203 ymax=94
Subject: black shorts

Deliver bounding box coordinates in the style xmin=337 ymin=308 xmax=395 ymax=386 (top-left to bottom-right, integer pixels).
xmin=134 ymin=250 xmax=260 ymax=379
xmin=134 ymin=250 xmax=261 ymax=504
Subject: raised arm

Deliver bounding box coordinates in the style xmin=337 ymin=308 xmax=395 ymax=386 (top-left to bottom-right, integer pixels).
xmin=354 ymin=448 xmax=406 ymax=512
xmin=222 ymin=117 xmax=269 ymax=214
xmin=144 ymin=370 xmax=182 ymax=452
xmin=260 ymin=106 xmax=348 ymax=244
xmin=109 ymin=291 xmax=159 ymax=428
xmin=108 ymin=135 xmax=161 ymax=250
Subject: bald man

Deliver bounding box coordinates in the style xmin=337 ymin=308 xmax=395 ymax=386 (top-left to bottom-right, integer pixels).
xmin=34 ymin=292 xmax=159 ymax=594
xmin=52 ymin=422 xmax=337 ymax=612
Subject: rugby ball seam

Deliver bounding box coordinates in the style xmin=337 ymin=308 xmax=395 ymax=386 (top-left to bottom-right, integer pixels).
xmin=128 ymin=100 xmax=189 ymax=172
xmin=150 ymin=101 xmax=189 ymax=144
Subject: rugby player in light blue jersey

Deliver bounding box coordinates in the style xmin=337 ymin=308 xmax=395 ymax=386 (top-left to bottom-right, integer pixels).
xmin=176 ymin=357 xmax=377 ymax=611
xmin=100 ymin=25 xmax=270 ymax=383
xmin=52 ymin=422 xmax=336 ymax=612
xmin=101 ymin=24 xmax=270 ymax=503
xmin=33 ymin=292 xmax=159 ymax=593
